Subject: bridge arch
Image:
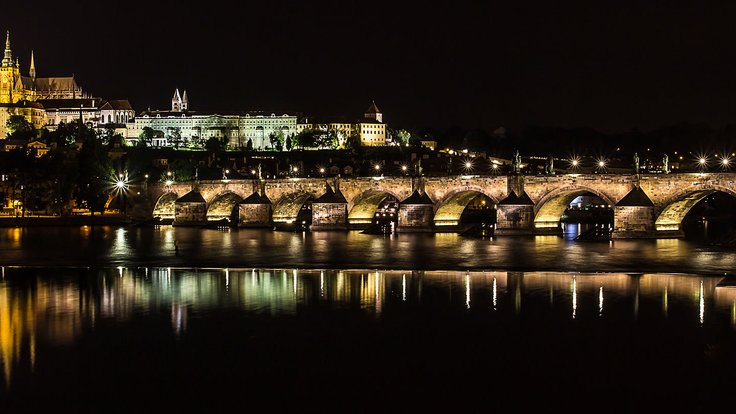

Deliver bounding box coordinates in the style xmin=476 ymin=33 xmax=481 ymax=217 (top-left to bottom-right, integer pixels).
xmin=348 ymin=190 xmax=402 ymax=226
xmin=206 ymin=191 xmax=244 ymax=222
xmin=152 ymin=192 xmax=179 ymax=219
xmin=272 ymin=191 xmax=316 ymax=223
xmin=655 ymin=186 xmax=736 ymax=231
xmin=533 ymin=186 xmax=615 ymax=229
xmin=433 ymin=189 xmax=498 ymax=227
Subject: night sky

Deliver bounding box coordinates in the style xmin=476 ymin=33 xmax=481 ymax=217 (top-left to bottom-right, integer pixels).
xmin=5 ymin=1 xmax=736 ymax=132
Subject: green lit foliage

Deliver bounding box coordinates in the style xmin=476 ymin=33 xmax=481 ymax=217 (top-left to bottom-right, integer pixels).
xmin=316 ymin=130 xmax=339 ymax=149
xmin=269 ymin=131 xmax=285 ymax=151
xmin=393 ymin=129 xmax=411 ymax=146
xmin=6 ymin=115 xmax=34 ymax=140
xmin=168 ymin=127 xmax=183 ymax=149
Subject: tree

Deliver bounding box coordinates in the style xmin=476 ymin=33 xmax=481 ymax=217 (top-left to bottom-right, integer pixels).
xmin=76 ymin=128 xmax=113 ymax=215
xmin=295 ymin=129 xmax=317 ymax=149
xmin=6 ymin=115 xmax=34 ymax=139
xmin=205 ymin=137 xmax=225 ymax=153
xmin=45 ymin=122 xmax=77 ymax=147
xmin=168 ymin=158 xmax=196 ymax=181
xmin=246 ymin=138 xmax=253 ymax=152
xmin=168 ymin=127 xmax=183 ymax=149
xmin=137 ymin=127 xmax=156 ymax=148
xmin=285 ymin=134 xmax=292 ymax=151
xmin=394 ymin=129 xmax=411 ymax=146
xmin=344 ymin=132 xmax=362 ymax=151
xmin=269 ymin=130 xmax=285 ymax=151
xmin=315 ymin=130 xmax=339 ymax=149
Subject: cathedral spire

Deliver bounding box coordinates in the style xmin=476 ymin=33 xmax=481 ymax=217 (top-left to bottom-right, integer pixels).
xmin=30 ymin=50 xmax=35 ymax=80
xmin=172 ymin=88 xmax=182 ymax=111
xmin=2 ymin=31 xmax=12 ymax=67
xmin=182 ymin=90 xmax=188 ymax=110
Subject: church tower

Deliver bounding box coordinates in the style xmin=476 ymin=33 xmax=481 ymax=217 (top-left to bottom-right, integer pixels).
xmin=182 ymin=90 xmax=188 ymax=110
xmin=0 ymin=31 xmax=23 ymax=104
xmin=1 ymin=31 xmax=12 ymax=67
xmin=364 ymin=100 xmax=383 ymax=123
xmin=171 ymin=88 xmax=182 ymax=112
xmin=29 ymin=50 xmax=35 ymax=81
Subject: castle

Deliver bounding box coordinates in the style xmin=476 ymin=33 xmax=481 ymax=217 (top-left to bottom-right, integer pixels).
xmin=0 ymin=31 xmax=85 ymax=103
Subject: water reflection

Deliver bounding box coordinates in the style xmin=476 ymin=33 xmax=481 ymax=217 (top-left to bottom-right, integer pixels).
xmin=0 ymin=268 xmax=733 ymax=388
xmin=3 ymin=227 xmax=736 ymax=275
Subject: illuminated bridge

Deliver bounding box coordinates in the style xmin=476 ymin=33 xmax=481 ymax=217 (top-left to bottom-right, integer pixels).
xmin=145 ymin=173 xmax=736 ymax=238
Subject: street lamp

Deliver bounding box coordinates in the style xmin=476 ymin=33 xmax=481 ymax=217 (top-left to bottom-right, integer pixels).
xmin=595 ymin=158 xmax=607 ymax=172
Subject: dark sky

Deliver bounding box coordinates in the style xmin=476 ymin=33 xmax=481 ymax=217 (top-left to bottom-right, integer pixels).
xmin=5 ymin=1 xmax=736 ymax=132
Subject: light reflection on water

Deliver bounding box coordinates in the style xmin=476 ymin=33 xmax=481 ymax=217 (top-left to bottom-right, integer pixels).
xmin=0 ymin=268 xmax=734 ymax=388
xmin=1 ymin=226 xmax=736 ymax=274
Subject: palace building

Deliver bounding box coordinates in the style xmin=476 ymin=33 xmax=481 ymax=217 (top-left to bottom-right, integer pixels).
xmin=125 ymin=89 xmax=298 ymax=149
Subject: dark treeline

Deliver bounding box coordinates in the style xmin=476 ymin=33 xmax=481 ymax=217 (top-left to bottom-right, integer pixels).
xmin=410 ymin=122 xmax=736 ymax=158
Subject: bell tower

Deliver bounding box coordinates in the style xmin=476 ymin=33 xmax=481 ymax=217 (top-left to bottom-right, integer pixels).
xmin=171 ymin=88 xmax=182 ymax=112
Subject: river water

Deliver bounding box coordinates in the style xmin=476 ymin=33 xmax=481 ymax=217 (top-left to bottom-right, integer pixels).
xmin=0 ymin=224 xmax=734 ymax=274
xmin=0 ymin=226 xmax=735 ymax=411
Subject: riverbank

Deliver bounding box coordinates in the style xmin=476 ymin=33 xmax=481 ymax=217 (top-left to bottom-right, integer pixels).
xmin=0 ymin=215 xmax=131 ymax=227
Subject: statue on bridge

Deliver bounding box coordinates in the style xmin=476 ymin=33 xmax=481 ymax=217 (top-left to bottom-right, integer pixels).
xmin=633 ymin=152 xmax=640 ymax=173
xmin=545 ymin=155 xmax=555 ymax=175
xmin=512 ymin=150 xmax=521 ymax=174
xmin=662 ymin=154 xmax=669 ymax=174
xmin=257 ymin=163 xmax=263 ymax=180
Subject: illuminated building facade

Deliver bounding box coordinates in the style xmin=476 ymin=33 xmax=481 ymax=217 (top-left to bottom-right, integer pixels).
xmin=0 ymin=31 xmax=85 ymax=105
xmin=296 ymin=101 xmax=387 ymax=147
xmin=125 ymin=89 xmax=297 ymax=149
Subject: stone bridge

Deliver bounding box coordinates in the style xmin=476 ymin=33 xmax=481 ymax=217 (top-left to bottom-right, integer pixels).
xmin=144 ymin=172 xmax=736 ymax=238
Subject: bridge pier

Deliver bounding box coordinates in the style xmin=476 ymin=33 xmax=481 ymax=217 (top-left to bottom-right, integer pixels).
xmin=611 ymin=187 xmax=658 ymax=239
xmin=397 ymin=190 xmax=435 ymax=232
xmin=311 ymin=184 xmax=348 ymax=231
xmin=239 ymin=191 xmax=272 ymax=228
xmin=495 ymin=191 xmax=535 ymax=235
xmin=173 ymin=190 xmax=207 ymax=227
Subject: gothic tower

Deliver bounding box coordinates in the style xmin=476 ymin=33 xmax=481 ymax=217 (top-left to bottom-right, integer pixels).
xmin=171 ymin=88 xmax=182 ymax=112
xmin=0 ymin=30 xmax=22 ymax=103
xmin=182 ymin=90 xmax=188 ymax=110
xmin=1 ymin=31 xmax=11 ymax=67
xmin=29 ymin=50 xmax=35 ymax=81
